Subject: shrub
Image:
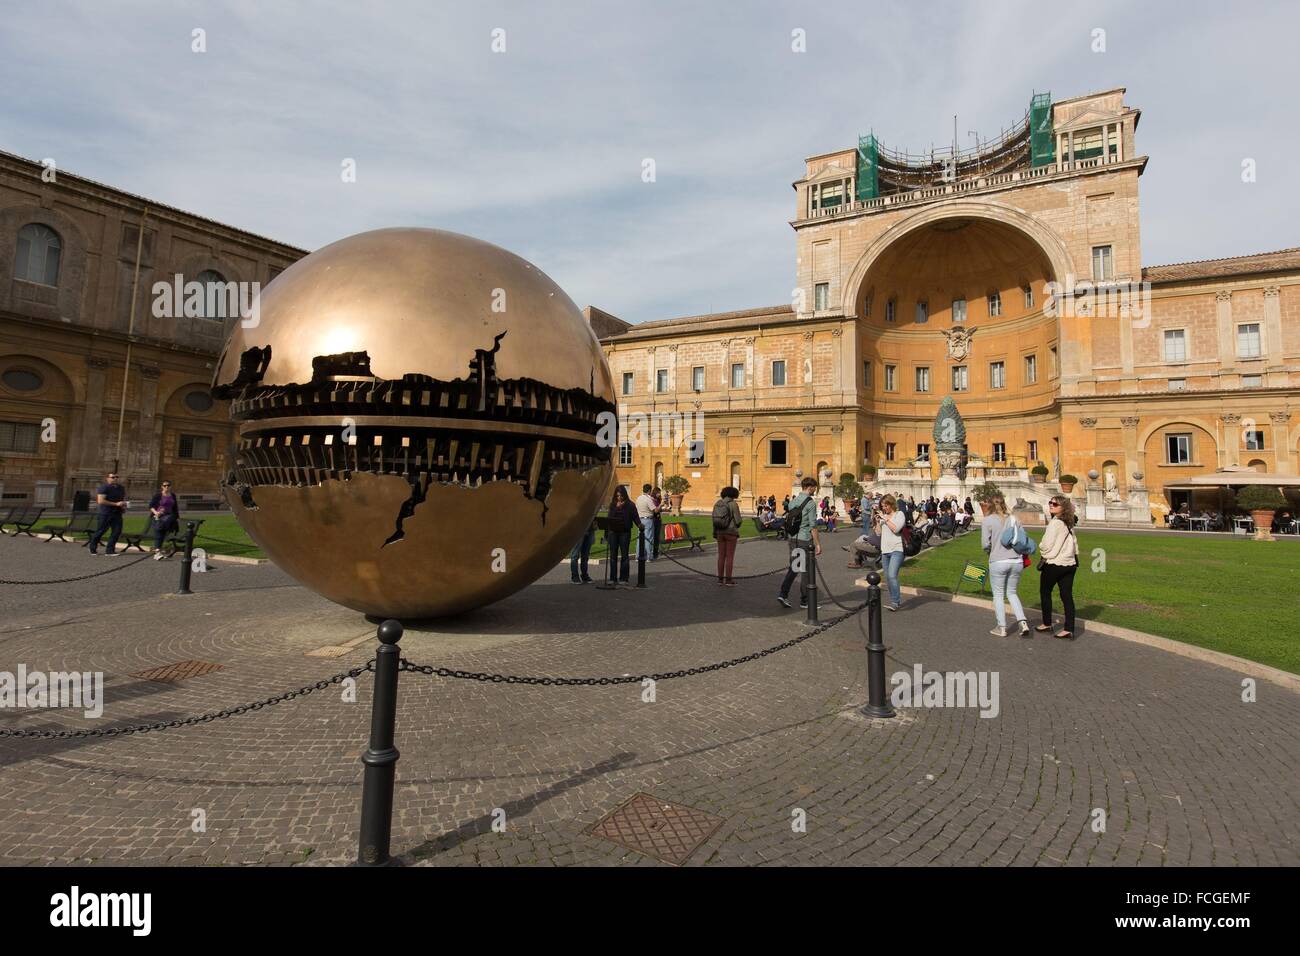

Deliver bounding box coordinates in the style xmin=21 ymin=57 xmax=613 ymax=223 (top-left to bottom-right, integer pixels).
xmin=862 ymin=464 xmax=878 ymax=477
xmin=970 ymin=481 xmax=1002 ymax=504
xmin=1031 ymin=463 xmax=1049 ymax=476
xmin=1234 ymin=485 xmax=1287 ymax=511
xmin=1059 ymin=474 xmax=1079 ymax=485
xmin=661 ymin=474 xmax=691 ymax=495
xmin=834 ymin=473 xmax=864 ymax=503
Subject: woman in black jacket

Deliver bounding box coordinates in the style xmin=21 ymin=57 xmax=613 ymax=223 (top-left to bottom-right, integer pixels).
xmin=147 ymin=480 xmax=181 ymax=556
xmin=605 ymin=485 xmax=637 ymax=585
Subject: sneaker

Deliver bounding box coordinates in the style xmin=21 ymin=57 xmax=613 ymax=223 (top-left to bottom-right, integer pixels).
xmin=885 ymin=603 xmax=899 ymax=612
xmin=799 ymin=599 xmax=808 ymax=609
xmin=580 ymin=575 xmax=592 ymax=583
xmin=777 ymin=594 xmax=792 ymax=608
xmin=104 ymin=551 xmax=121 ymax=557
xmin=1018 ymin=621 xmax=1032 ymax=637
xmin=989 ymin=626 xmax=1008 ymax=637
xmin=724 ymin=581 xmax=736 ymax=588
xmin=570 ymin=577 xmax=582 ymax=584
xmin=88 ymin=550 xmax=99 ymax=556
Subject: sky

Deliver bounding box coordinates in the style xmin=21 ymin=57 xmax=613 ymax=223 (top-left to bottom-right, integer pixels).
xmin=2 ymin=0 xmax=1297 ymax=325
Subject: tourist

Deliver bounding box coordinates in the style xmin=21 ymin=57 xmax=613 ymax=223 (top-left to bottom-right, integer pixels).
xmin=980 ymin=492 xmax=1030 ymax=637
xmin=88 ymin=470 xmax=127 ymax=556
xmin=782 ymin=494 xmax=791 ymax=513
xmin=935 ymin=505 xmax=956 ymax=539
xmin=605 ymin=486 xmax=637 ymax=585
xmin=963 ymin=496 xmax=974 ymax=519
xmin=712 ymin=486 xmax=743 ymax=586
xmin=1036 ymin=495 xmax=1080 ymax=640
xmin=874 ymin=495 xmax=906 ymax=611
xmin=768 ymin=495 xmax=776 ymax=511
xmin=147 ymin=480 xmax=180 ymax=557
xmin=634 ymin=483 xmax=659 ymax=562
xmin=650 ymin=485 xmax=663 ymax=558
xmin=569 ymin=512 xmax=597 ymax=583
xmin=845 ymin=527 xmax=881 ymax=569
xmin=777 ymin=476 xmax=821 ymax=610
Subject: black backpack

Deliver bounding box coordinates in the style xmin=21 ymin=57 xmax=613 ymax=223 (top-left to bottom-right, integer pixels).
xmin=783 ymin=497 xmax=805 ymax=537
xmin=712 ymin=499 xmax=734 ymax=532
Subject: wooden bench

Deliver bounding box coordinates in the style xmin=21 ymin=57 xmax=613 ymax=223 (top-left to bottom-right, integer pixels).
xmin=45 ymin=511 xmax=98 ymax=544
xmin=121 ymin=517 xmax=205 ymax=555
xmin=752 ymin=516 xmax=784 ymax=540
xmin=661 ymin=520 xmax=704 ymax=552
xmin=1 ymin=506 xmax=45 ymax=537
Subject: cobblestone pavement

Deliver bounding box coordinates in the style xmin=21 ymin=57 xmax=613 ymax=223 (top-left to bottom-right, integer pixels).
xmin=1 ymin=533 xmax=1296 ymax=866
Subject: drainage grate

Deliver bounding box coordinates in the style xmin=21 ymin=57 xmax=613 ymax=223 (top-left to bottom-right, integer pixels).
xmin=589 ymin=792 xmax=724 ymax=865
xmin=130 ymin=660 xmax=225 ymax=683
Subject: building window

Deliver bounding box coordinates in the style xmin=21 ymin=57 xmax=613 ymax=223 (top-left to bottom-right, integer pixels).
xmin=769 ymin=439 xmax=788 ymax=466
xmin=771 ymin=360 xmax=786 ymax=386
xmin=655 ymin=369 xmax=668 ymax=393
xmin=1091 ymin=245 xmax=1114 ymax=281
xmin=862 ymin=360 xmax=872 ymax=387
xmin=1166 ymin=433 xmax=1192 ymax=464
xmin=915 ymin=366 xmax=930 ymax=393
xmin=814 ymin=282 xmax=830 ymax=311
xmin=885 ymin=298 xmax=896 ymax=323
xmin=885 ymin=442 xmax=896 ymax=462
xmin=863 ymin=440 xmax=871 ymax=463
xmin=951 ymin=365 xmax=968 ymax=391
xmin=1242 ymin=374 xmax=1262 ymax=388
xmin=1244 ymin=430 xmax=1265 ymax=451
xmin=1237 ymin=323 xmax=1262 ymax=359
xmin=184 ymin=390 xmax=214 ymax=413
xmin=951 ymin=298 xmax=967 ymax=323
xmin=618 ymin=442 xmax=633 ymax=466
xmin=1024 ymin=354 xmax=1038 ymax=384
xmin=992 ymin=443 xmax=1007 ymax=463
xmin=915 ymin=300 xmax=928 ymax=324
xmin=194 ymin=270 xmax=229 ymax=321
xmin=691 ymin=366 xmax=704 ymax=391
xmin=863 ymin=290 xmax=873 ymax=318
xmin=1169 ymin=378 xmax=1186 ymax=391
xmin=1023 ymin=285 xmax=1034 ymax=309
xmin=989 ymin=361 xmax=1005 ymax=389
xmin=688 ymin=438 xmax=706 ymax=465
xmin=1050 ymin=346 xmax=1058 ymax=377
xmin=622 ymin=372 xmax=634 ymax=396
xmin=0 ymin=420 xmax=40 ymax=453
xmin=916 ymin=443 xmax=930 ymax=463
xmin=1 ymin=368 xmax=44 ymax=392
xmin=730 ymin=363 xmax=745 ymax=388
xmin=1163 ymin=329 xmax=1187 ymax=363
xmin=884 ymin=364 xmax=897 ymax=392
xmin=15 ymin=223 xmax=62 ymax=286
xmin=1027 ymin=439 xmax=1038 ymax=461
xmin=178 ymin=434 xmax=213 ymax=461
xmin=987 ymin=291 xmax=1001 ymax=317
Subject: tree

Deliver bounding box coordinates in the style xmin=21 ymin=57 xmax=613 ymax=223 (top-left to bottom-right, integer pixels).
xmin=834 ymin=473 xmax=863 ymax=503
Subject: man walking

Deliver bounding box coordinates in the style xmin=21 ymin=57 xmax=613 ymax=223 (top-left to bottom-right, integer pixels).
xmin=777 ymin=476 xmax=821 ymax=610
xmin=88 ymin=470 xmax=127 ymax=556
xmin=634 ymin=483 xmax=659 ymax=562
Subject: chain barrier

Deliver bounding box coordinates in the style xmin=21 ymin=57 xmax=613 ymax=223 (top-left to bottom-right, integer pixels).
xmin=658 ymin=549 xmax=788 ymax=580
xmin=0 ymin=552 xmax=156 ymax=586
xmin=0 ymin=661 xmax=375 ymax=739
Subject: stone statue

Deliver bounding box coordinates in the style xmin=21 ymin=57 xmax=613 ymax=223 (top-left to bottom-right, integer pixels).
xmin=1104 ymin=466 xmax=1121 ymax=503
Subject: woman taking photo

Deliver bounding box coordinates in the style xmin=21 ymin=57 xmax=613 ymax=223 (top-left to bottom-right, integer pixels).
xmin=873 ymin=494 xmax=906 ymax=611
xmin=605 ymin=485 xmax=637 ymax=586
xmin=1037 ymin=495 xmax=1080 ymax=639
xmin=979 ymin=492 xmax=1030 ymax=637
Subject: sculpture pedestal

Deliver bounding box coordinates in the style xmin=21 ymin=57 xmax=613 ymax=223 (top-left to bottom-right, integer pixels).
xmin=1127 ymin=486 xmax=1150 ymax=525
xmin=1084 ymin=485 xmax=1106 ymax=523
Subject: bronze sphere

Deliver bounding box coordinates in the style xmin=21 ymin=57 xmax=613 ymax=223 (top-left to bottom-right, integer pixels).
xmin=212 ymin=228 xmax=616 ymax=619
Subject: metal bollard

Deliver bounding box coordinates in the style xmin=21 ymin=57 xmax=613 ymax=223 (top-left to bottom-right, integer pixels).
xmin=357 ymin=619 xmax=403 ymax=866
xmin=636 ymin=528 xmax=647 ymax=589
xmin=175 ymin=521 xmax=197 ymax=595
xmin=804 ymin=542 xmax=819 ymax=625
xmin=860 ymin=571 xmax=896 ymax=718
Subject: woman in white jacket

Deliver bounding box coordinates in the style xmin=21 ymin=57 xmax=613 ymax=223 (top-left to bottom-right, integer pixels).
xmin=1036 ymin=495 xmax=1080 ymax=640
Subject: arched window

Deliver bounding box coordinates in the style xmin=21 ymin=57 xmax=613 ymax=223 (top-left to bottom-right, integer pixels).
xmin=15 ymin=223 xmax=62 ymax=286
xmin=195 ymin=269 xmax=229 ymax=321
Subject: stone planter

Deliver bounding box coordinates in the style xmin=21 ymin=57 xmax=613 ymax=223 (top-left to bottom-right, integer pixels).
xmin=1059 ymin=481 xmax=1076 ymax=494
xmin=670 ymin=493 xmax=684 ymax=515
xmin=1250 ymin=509 xmax=1275 ymax=541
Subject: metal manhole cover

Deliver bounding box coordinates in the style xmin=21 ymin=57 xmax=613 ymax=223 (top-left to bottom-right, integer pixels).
xmin=130 ymin=660 xmax=225 ymax=683
xmin=589 ymin=792 xmax=724 ymax=865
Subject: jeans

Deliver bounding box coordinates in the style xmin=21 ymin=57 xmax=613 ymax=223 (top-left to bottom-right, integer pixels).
xmin=1040 ymin=562 xmax=1077 ymax=632
xmin=152 ymin=514 xmax=177 ymax=550
xmin=570 ymin=525 xmax=595 ymax=579
xmin=715 ymin=532 xmax=738 ymax=581
xmin=881 ymin=550 xmax=903 ymax=606
xmin=607 ymin=531 xmax=631 ymax=582
xmin=989 ymin=558 xmax=1026 ymax=628
xmin=89 ymin=509 xmax=123 ymax=553
xmin=639 ymin=517 xmax=657 ymax=560
xmin=779 ymin=539 xmax=811 ymax=602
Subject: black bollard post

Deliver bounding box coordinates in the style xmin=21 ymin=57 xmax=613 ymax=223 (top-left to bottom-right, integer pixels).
xmin=804 ymin=541 xmax=819 ymax=625
xmin=636 ymin=527 xmax=647 ymax=589
xmin=860 ymin=571 xmax=896 ymax=718
xmin=357 ymin=619 xmax=403 ymax=866
xmin=175 ymin=521 xmax=197 ymax=595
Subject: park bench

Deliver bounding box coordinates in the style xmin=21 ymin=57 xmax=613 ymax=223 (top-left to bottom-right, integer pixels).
xmin=119 ymin=516 xmax=160 ymax=553
xmin=752 ymin=516 xmax=784 ymax=540
xmin=1 ymin=506 xmax=45 ymax=537
xmin=119 ymin=517 xmax=205 ymax=555
xmin=45 ymin=511 xmax=98 ymax=544
xmin=0 ymin=506 xmax=15 ymax=532
xmin=660 ymin=520 xmax=704 ymax=553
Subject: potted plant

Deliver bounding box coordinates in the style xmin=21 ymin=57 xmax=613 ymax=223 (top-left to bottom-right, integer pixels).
xmin=1031 ymin=462 xmax=1049 ymax=483
xmin=971 ymin=480 xmax=1002 ymax=516
xmin=1058 ymin=474 xmax=1078 ymax=493
xmin=661 ymin=474 xmax=691 ymax=515
xmin=862 ymin=464 xmax=877 ymax=480
xmin=1234 ymin=485 xmax=1287 ymax=540
xmin=834 ymin=472 xmax=863 ymax=508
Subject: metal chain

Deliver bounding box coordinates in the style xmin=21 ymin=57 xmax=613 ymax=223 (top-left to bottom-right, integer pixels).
xmin=0 ymin=552 xmax=155 ymax=586
xmin=0 ymin=661 xmax=375 ymax=739
xmin=657 ymin=550 xmax=788 ymax=580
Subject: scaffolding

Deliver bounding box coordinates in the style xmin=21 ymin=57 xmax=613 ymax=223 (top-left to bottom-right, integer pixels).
xmin=856 ymin=133 xmax=879 ymax=201
xmin=1029 ymin=91 xmax=1054 ymax=167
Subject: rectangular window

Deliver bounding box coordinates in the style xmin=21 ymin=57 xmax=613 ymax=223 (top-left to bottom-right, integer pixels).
xmin=1237 ymin=323 xmax=1262 ymax=358
xmin=1050 ymin=346 xmax=1058 ymax=377
xmin=863 ymin=440 xmax=871 ymax=463
xmin=992 ymin=443 xmax=1007 ymax=463
xmin=915 ymin=300 xmax=928 ymax=324
xmin=916 ymin=443 xmax=930 ymax=463
xmin=1245 ymin=430 xmax=1265 ymax=451
xmin=771 ymin=360 xmax=786 ymax=386
xmin=1166 ymin=433 xmax=1192 ymax=464
xmin=884 ymin=364 xmax=897 ymax=392
xmin=1027 ymin=439 xmax=1038 ymax=462
xmin=952 ymin=365 xmax=968 ymax=391
xmin=885 ymin=299 xmax=896 ymax=323
xmin=1163 ymin=329 xmax=1187 ymax=363
xmin=1024 ymin=354 xmax=1037 ymax=384
xmin=655 ymin=369 xmax=668 ymax=393
xmin=862 ymin=360 xmax=872 ymax=387
xmin=691 ymin=366 xmax=704 ymax=391
xmin=730 ymin=363 xmax=745 ymax=388
xmin=769 ymin=439 xmax=788 ymax=466
xmin=951 ymin=298 xmax=966 ymax=323
xmin=1091 ymin=244 xmax=1114 ymax=281
xmin=178 ymin=434 xmax=212 ymax=461
xmin=818 ymin=182 xmax=844 ymax=208
xmin=987 ymin=291 xmax=1001 ymax=317
xmin=621 ymin=372 xmax=634 ymax=396
xmin=688 ymin=439 xmax=706 ymax=465
xmin=915 ymin=366 xmax=930 ymax=393
xmin=989 ymin=360 xmax=1005 ymax=389
xmin=1242 ymin=374 xmax=1262 ymax=388
xmin=1024 ymin=285 xmax=1034 ymax=309
xmin=0 ymin=420 xmax=40 ymax=453
xmin=618 ymin=442 xmax=633 ymax=466
xmin=1169 ymin=378 xmax=1186 ymax=391
xmin=885 ymin=442 xmax=896 ymax=462
xmin=814 ymin=282 xmax=830 ymax=311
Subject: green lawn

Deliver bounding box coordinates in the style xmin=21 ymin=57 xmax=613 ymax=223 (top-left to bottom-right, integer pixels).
xmin=901 ymin=529 xmax=1300 ymax=674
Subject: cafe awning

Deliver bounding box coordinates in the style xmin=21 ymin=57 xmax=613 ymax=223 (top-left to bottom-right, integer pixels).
xmin=1161 ymin=470 xmax=1300 ymax=492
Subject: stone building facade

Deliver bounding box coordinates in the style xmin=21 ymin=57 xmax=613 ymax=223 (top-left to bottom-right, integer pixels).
xmin=601 ymin=88 xmax=1300 ymax=515
xmin=0 ymin=150 xmax=305 ymax=508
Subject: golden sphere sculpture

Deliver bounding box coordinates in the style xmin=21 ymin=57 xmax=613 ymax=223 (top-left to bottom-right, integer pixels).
xmin=212 ymin=228 xmax=616 ymax=619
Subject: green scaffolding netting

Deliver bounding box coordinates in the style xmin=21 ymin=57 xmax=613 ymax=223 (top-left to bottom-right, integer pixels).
xmin=856 ymin=134 xmax=879 ymax=200
xmin=1030 ymin=92 xmax=1054 ymax=167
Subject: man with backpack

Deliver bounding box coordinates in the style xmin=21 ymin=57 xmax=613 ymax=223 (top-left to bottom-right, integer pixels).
xmin=777 ymin=476 xmax=821 ymax=610
xmin=711 ymin=486 xmax=743 ymax=586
